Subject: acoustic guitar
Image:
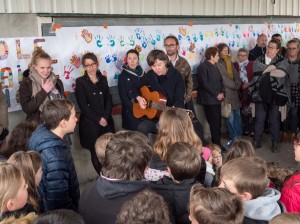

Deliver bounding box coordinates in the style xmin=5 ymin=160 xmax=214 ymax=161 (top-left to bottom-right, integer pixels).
xmin=133 ymin=85 xmax=194 ymax=119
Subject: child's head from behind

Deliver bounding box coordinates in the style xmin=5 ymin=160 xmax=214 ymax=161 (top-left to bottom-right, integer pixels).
xmin=116 ymin=189 xmax=170 ymax=224
xmin=95 ymin=132 xmax=114 ymax=165
xmin=41 ymin=99 xmax=77 ymax=132
xmin=189 ymin=184 xmax=244 ymax=224
xmin=154 ymin=108 xmax=202 ymax=162
xmin=0 ymin=163 xmax=28 ymax=214
xmin=33 ymin=209 xmax=84 ymax=224
xmin=219 ymin=157 xmax=268 ymax=201
xmin=102 ymin=131 xmax=152 ymax=181
xmin=7 ymin=151 xmax=42 ymax=212
xmin=225 ymin=139 xmax=256 ymax=163
xmin=270 ymin=213 xmax=300 ymax=224
xmin=166 ymin=142 xmax=201 ymax=181
xmin=207 ymin=144 xmax=222 ymax=168
xmin=3 ymin=121 xmax=37 ymax=158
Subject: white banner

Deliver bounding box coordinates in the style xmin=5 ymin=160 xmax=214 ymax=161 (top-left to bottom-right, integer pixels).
xmin=1 ymin=23 xmax=300 ymax=112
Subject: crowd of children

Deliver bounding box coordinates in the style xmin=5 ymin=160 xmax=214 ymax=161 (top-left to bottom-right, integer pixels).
xmin=1 ymin=33 xmax=300 ymax=224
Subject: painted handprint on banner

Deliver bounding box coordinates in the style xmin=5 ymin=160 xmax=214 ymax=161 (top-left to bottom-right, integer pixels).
xmin=141 ymin=37 xmax=148 ymax=49
xmin=199 ymin=32 xmax=204 ymax=41
xmin=148 ymin=34 xmax=156 ymax=46
xmin=118 ymin=36 xmax=125 ymax=47
xmin=64 ymin=65 xmax=74 ymax=80
xmin=115 ymin=58 xmax=124 ymax=71
xmin=179 ymin=27 xmax=187 ymax=36
xmin=105 ymin=55 xmax=112 ymax=63
xmin=112 ymin=54 xmax=117 ymax=62
xmin=192 ymin=33 xmax=198 ymax=43
xmin=127 ymin=35 xmax=135 ymax=46
xmin=156 ymin=29 xmax=162 ymax=41
xmin=107 ymin=35 xmax=116 ymax=47
xmin=70 ymin=54 xmax=80 ymax=68
xmin=134 ymin=28 xmax=145 ymax=40
xmin=81 ymin=29 xmax=93 ymax=43
xmin=95 ymin=35 xmax=103 ymax=48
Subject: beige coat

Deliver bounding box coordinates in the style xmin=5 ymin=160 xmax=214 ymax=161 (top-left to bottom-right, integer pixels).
xmin=216 ymin=59 xmax=242 ymax=110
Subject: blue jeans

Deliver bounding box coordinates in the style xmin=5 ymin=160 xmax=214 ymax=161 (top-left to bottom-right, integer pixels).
xmin=226 ymin=109 xmax=243 ymax=139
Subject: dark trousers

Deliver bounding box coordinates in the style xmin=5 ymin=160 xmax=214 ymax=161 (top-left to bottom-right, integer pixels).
xmin=282 ymin=107 xmax=299 ymax=133
xmin=137 ymin=119 xmax=158 ymax=136
xmin=203 ymin=104 xmax=222 ymax=146
xmin=186 ymin=100 xmax=206 ymax=145
xmin=254 ymin=103 xmax=280 ymax=143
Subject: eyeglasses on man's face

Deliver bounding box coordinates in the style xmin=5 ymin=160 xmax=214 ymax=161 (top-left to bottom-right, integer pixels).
xmin=288 ymin=47 xmax=298 ymax=51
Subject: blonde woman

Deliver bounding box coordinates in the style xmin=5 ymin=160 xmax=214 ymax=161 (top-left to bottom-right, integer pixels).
xmin=145 ymin=108 xmax=206 ymax=183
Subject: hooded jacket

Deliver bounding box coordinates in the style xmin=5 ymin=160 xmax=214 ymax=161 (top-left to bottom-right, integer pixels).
xmin=28 ymin=124 xmax=80 ymax=212
xmin=150 ymin=176 xmax=197 ymax=224
xmin=79 ymin=174 xmax=149 ymax=224
xmin=243 ymin=188 xmax=284 ymax=224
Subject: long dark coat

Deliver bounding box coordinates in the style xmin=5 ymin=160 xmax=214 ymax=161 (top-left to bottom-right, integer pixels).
xmin=75 ymin=71 xmax=115 ymax=150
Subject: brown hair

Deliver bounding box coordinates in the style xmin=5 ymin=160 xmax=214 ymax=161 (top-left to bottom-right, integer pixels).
xmin=95 ymin=133 xmax=114 ymax=165
xmin=29 ymin=47 xmax=51 ymax=69
xmin=267 ymin=162 xmax=294 ymax=191
xmin=146 ymin=49 xmax=170 ymax=67
xmin=269 ymin=39 xmax=281 ymax=50
xmin=0 ymin=163 xmax=24 ymax=214
xmin=225 ymin=139 xmax=256 ymax=163
xmin=270 ymin=213 xmax=300 ymax=224
xmin=154 ymin=108 xmax=202 ymax=162
xmin=166 ymin=142 xmax=201 ymax=181
xmin=126 ymin=49 xmax=140 ymax=60
xmin=81 ymin=52 xmax=99 ymax=67
xmin=116 ymin=189 xmax=170 ymax=224
xmin=8 ymin=151 xmax=41 ymax=212
xmin=204 ymin=47 xmax=219 ymax=60
xmin=237 ymin=48 xmax=249 ymax=56
xmin=2 ymin=121 xmax=37 ymax=158
xmin=217 ymin=43 xmax=230 ymax=54
xmin=164 ymin=35 xmax=179 ymax=45
xmin=221 ymin=157 xmax=268 ymax=199
xmin=41 ymin=99 xmax=74 ymax=130
xmin=102 ymin=131 xmax=152 ymax=181
xmin=33 ymin=209 xmax=84 ymax=224
xmin=189 ymin=184 xmax=244 ymax=224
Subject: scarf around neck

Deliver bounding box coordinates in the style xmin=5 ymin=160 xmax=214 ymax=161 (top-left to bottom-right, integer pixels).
xmin=122 ymin=64 xmax=144 ymax=77
xmin=220 ymin=54 xmax=233 ymax=78
xmin=238 ymin=60 xmax=249 ymax=83
xmin=29 ymin=68 xmax=58 ymax=112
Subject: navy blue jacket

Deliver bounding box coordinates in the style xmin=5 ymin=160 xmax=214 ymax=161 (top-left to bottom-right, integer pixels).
xmin=28 ymin=124 xmax=80 ymax=212
xmin=138 ymin=64 xmax=185 ymax=108
xmin=248 ymin=45 xmax=266 ymax=61
xmin=118 ymin=66 xmax=144 ymax=130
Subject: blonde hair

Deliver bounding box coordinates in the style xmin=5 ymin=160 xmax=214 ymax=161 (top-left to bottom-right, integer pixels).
xmin=95 ymin=133 xmax=114 ymax=165
xmin=28 ymin=47 xmax=51 ymax=69
xmin=270 ymin=213 xmax=300 ymax=224
xmin=7 ymin=151 xmax=41 ymax=212
xmin=207 ymin=144 xmax=221 ymax=155
xmin=153 ymin=108 xmax=202 ymax=162
xmin=0 ymin=163 xmax=24 ymax=214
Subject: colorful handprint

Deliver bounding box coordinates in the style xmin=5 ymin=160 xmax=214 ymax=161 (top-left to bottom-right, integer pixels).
xmin=70 ymin=54 xmax=80 ymax=68
xmin=63 ymin=65 xmax=74 ymax=80
xmin=81 ymin=29 xmax=92 ymax=43
xmin=107 ymin=35 xmax=116 ymax=47
xmin=95 ymin=35 xmax=103 ymax=48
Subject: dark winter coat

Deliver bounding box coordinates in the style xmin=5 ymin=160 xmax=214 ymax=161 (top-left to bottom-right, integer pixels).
xmin=79 ymin=174 xmax=149 ymax=224
xmin=28 ymin=124 xmax=80 ymax=212
xmin=150 ymin=176 xmax=197 ymax=224
xmin=196 ymin=60 xmax=224 ymax=105
xmin=137 ymin=64 xmax=185 ymax=108
xmin=248 ymin=45 xmax=266 ymax=61
xmin=118 ymin=65 xmax=144 ymax=130
xmin=75 ymin=71 xmax=115 ymax=150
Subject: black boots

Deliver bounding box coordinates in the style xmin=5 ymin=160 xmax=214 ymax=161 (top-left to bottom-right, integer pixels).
xmin=272 ymin=141 xmax=280 ymax=153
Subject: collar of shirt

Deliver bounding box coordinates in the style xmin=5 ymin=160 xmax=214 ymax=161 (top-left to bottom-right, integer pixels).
xmin=168 ymin=54 xmax=179 ymax=66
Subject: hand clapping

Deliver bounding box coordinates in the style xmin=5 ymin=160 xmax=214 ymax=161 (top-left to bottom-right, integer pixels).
xmin=42 ymin=79 xmax=54 ymax=93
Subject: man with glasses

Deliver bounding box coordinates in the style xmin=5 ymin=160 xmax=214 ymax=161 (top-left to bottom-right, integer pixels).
xmin=163 ymin=35 xmax=205 ymax=144
xmin=249 ymin=34 xmax=268 ymax=61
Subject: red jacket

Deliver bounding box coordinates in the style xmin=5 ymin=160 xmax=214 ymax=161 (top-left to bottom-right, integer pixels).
xmin=280 ymin=172 xmax=300 ymax=212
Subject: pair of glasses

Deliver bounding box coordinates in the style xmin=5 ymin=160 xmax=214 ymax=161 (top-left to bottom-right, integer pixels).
xmin=164 ymin=44 xmax=177 ymax=48
xmin=267 ymin=46 xmax=277 ymax=50
xmin=238 ymin=54 xmax=247 ymax=57
xmin=84 ymin=62 xmax=97 ymax=69
xmin=288 ymin=47 xmax=297 ymax=50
